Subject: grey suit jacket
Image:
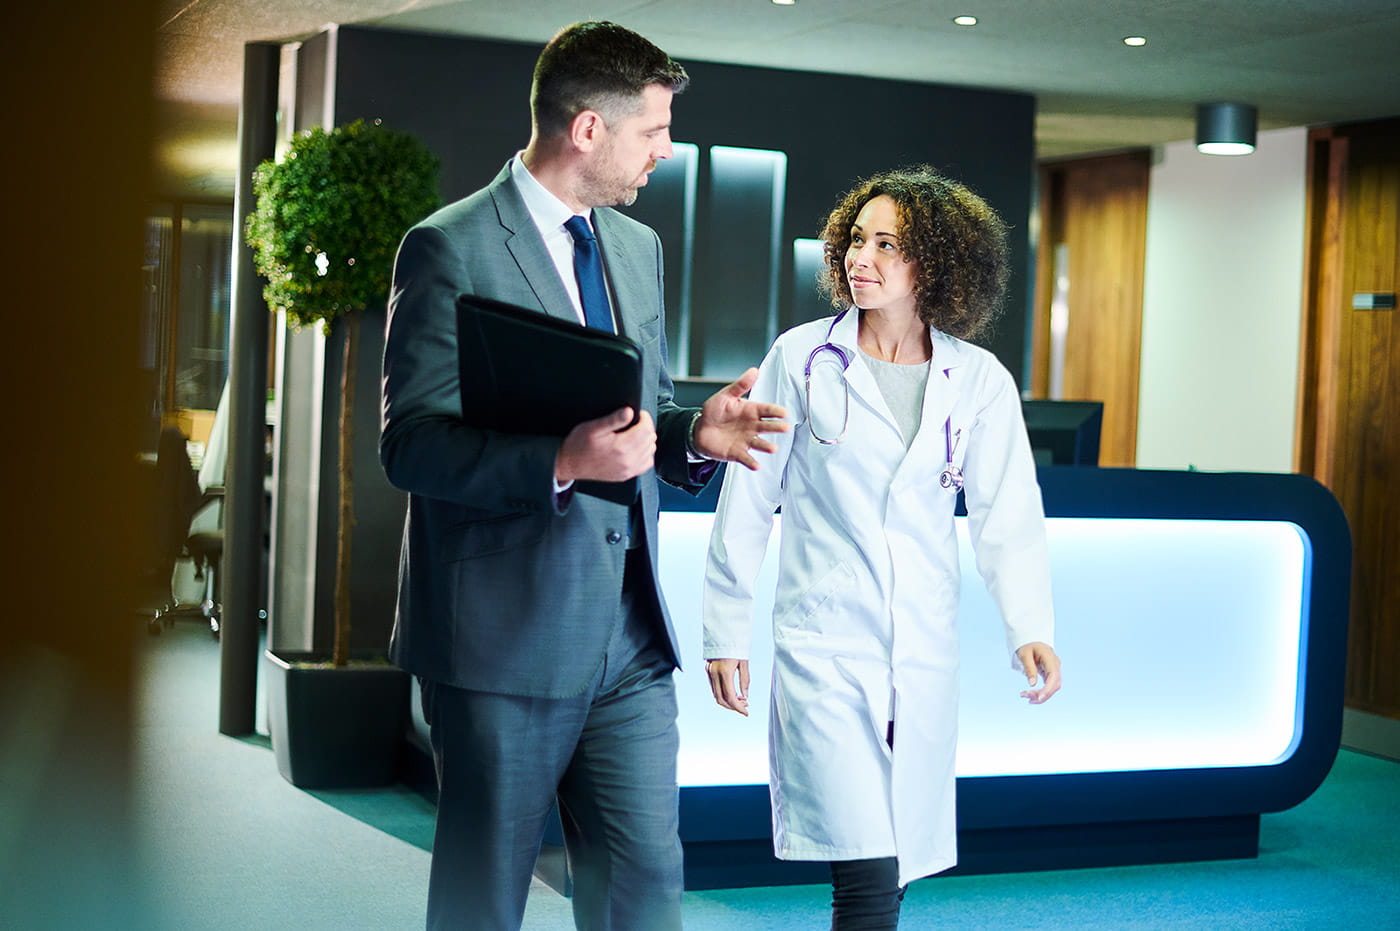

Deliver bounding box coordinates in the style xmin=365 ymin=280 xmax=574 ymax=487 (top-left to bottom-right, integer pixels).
xmin=380 ymin=162 xmax=707 ymax=698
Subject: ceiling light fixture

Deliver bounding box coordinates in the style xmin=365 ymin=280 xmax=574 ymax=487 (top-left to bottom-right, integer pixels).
xmin=772 ymin=0 xmax=796 ymax=5
xmin=1195 ymin=102 xmax=1257 ymax=155
xmin=953 ymin=15 xmax=978 ymax=26
xmin=1123 ymin=36 xmax=1147 ymax=47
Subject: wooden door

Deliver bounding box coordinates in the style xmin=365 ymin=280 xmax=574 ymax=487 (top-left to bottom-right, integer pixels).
xmin=1297 ymin=118 xmax=1400 ymax=716
xmin=1032 ymin=153 xmax=1150 ymax=466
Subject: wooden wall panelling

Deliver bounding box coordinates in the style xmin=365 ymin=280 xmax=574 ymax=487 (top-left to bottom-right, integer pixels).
xmin=1295 ymin=130 xmax=1348 ymax=486
xmin=1030 ymin=169 xmax=1058 ymax=399
xmin=1300 ymin=119 xmax=1400 ymax=716
xmin=1341 ymin=124 xmax=1400 ymax=713
xmin=1032 ymin=153 xmax=1150 ymax=467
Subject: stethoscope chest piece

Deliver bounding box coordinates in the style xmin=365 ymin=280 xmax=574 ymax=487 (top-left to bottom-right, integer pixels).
xmin=940 ymin=425 xmax=964 ymax=492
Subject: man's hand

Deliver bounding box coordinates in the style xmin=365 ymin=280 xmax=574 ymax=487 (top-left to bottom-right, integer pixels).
xmin=692 ymin=368 xmax=790 ymax=470
xmin=706 ymin=658 xmax=750 ymax=716
xmin=555 ymin=407 xmax=656 ymax=484
xmin=1016 ymin=641 xmax=1062 ymax=704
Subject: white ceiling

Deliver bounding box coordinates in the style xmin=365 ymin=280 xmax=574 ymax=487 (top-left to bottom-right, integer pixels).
xmin=153 ymin=0 xmax=1400 ymax=199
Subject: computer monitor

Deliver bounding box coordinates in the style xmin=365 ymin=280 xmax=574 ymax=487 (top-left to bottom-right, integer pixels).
xmin=1021 ymin=400 xmax=1104 ymax=466
xmin=671 ymin=377 xmax=731 ymax=409
xmin=675 ymin=383 xmax=1104 ymax=467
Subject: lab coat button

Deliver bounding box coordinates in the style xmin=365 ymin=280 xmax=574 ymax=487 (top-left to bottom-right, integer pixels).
xmin=606 ymin=530 xmax=624 ymax=545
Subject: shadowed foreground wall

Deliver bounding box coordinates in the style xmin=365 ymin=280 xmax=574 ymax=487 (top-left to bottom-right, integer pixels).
xmin=0 ymin=0 xmax=158 ymax=924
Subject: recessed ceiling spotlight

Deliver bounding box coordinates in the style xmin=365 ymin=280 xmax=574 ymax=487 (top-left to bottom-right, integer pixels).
xmin=953 ymin=15 xmax=978 ymax=26
xmin=1123 ymin=36 xmax=1147 ymax=47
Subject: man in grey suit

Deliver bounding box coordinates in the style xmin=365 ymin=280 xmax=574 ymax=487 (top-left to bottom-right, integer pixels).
xmin=380 ymin=21 xmax=789 ymax=931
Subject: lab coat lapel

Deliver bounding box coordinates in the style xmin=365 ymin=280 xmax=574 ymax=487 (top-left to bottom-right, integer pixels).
xmin=829 ymin=309 xmax=902 ymax=437
xmin=896 ymin=329 xmax=964 ymax=485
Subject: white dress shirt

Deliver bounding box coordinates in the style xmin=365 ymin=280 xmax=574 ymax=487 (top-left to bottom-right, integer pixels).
xmin=509 ymin=154 xmax=616 ymax=331
xmin=510 ymin=153 xmax=706 ymax=478
xmin=509 ymin=155 xmax=621 ymax=493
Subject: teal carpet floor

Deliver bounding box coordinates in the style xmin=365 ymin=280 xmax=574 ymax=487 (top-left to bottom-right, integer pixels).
xmin=50 ymin=621 xmax=1400 ymax=928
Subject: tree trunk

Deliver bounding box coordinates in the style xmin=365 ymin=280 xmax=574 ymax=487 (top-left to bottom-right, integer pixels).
xmin=332 ymin=314 xmax=357 ymax=667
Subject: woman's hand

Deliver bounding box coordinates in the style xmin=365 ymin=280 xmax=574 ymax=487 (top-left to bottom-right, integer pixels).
xmin=706 ymin=658 xmax=751 ymax=716
xmin=1016 ymin=641 xmax=1061 ymax=704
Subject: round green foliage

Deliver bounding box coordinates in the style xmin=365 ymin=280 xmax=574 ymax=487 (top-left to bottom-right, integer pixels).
xmin=245 ymin=119 xmax=440 ymax=332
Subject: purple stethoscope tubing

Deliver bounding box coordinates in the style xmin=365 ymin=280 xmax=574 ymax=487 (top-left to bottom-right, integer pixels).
xmin=803 ymin=311 xmax=853 ymax=444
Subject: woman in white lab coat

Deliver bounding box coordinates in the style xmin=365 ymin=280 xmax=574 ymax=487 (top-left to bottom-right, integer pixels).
xmin=703 ymin=166 xmax=1062 ymax=929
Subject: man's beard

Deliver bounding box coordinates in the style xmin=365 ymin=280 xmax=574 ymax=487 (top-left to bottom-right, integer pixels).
xmin=578 ymin=138 xmax=643 ymax=208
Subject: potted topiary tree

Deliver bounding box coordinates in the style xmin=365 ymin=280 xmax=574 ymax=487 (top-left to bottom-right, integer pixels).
xmin=246 ymin=118 xmax=439 ymax=788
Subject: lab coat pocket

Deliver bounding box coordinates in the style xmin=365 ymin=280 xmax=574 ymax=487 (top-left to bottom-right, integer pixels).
xmin=774 ymin=560 xmax=855 ymax=635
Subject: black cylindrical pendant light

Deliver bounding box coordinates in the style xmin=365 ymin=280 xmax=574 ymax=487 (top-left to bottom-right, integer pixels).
xmin=1196 ymin=102 xmax=1257 ymax=155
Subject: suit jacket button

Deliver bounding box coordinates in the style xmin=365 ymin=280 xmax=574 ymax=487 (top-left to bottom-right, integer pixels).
xmin=606 ymin=530 xmax=623 ymax=545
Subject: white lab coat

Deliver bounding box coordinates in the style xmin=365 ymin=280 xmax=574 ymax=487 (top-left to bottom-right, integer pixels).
xmin=703 ymin=309 xmax=1055 ymax=887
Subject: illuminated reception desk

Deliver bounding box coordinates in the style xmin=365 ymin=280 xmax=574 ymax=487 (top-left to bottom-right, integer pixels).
xmin=647 ymin=467 xmax=1350 ymax=889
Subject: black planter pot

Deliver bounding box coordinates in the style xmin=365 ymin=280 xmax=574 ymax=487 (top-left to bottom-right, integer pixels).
xmin=264 ymin=649 xmax=410 ymax=789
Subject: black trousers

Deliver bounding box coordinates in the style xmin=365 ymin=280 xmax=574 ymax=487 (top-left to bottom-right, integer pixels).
xmin=829 ymin=724 xmax=904 ymax=929
xmin=829 ymin=857 xmax=905 ymax=930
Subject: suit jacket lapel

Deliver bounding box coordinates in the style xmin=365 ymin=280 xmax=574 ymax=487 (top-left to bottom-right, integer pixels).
xmin=488 ymin=166 xmax=577 ymax=323
xmin=591 ymin=208 xmax=651 ymax=338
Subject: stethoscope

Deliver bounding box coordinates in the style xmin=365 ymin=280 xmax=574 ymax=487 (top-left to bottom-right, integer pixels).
xmin=804 ymin=310 xmax=964 ymax=492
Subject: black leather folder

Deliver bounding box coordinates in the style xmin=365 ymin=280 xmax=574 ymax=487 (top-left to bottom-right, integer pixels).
xmin=455 ymin=293 xmax=643 ymax=505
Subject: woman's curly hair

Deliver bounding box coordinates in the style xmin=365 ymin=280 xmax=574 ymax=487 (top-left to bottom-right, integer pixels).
xmin=817 ymin=166 xmax=1009 ymax=340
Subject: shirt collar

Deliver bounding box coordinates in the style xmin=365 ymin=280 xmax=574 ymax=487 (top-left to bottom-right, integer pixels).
xmin=510 ymin=153 xmax=587 ymax=233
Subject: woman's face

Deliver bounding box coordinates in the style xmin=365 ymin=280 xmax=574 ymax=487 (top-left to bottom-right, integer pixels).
xmin=844 ymin=194 xmax=918 ymax=317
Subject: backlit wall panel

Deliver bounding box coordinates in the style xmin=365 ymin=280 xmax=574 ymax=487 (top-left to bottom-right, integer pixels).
xmin=664 ymin=514 xmax=1308 ymax=786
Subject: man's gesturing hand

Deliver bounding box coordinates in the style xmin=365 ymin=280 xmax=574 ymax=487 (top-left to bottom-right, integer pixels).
xmin=692 ymin=368 xmax=790 ymax=470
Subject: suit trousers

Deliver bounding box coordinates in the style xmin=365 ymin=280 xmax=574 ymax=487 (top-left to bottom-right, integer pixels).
xmin=420 ymin=547 xmax=683 ymax=931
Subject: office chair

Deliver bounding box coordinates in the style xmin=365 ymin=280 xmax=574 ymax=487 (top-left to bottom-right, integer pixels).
xmin=148 ymin=426 xmax=222 ymax=637
xmin=185 ymin=506 xmax=223 ymax=634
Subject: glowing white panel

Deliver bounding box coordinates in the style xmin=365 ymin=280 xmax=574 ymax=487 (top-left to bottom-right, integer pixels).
xmin=625 ymin=142 xmax=698 ymax=374
xmin=697 ymin=145 xmax=786 ymax=375
xmin=661 ymin=513 xmax=1308 ymax=787
xmin=664 ymin=511 xmax=781 ymax=788
xmin=791 ymin=237 xmax=829 ymax=326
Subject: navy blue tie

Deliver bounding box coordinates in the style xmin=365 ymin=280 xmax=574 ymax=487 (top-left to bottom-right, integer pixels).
xmin=564 ymin=215 xmax=614 ymax=333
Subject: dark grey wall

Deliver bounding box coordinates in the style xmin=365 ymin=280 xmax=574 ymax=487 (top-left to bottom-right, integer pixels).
xmin=289 ymin=24 xmax=1036 ymax=653
xmin=331 ymin=24 xmax=1036 ymax=376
